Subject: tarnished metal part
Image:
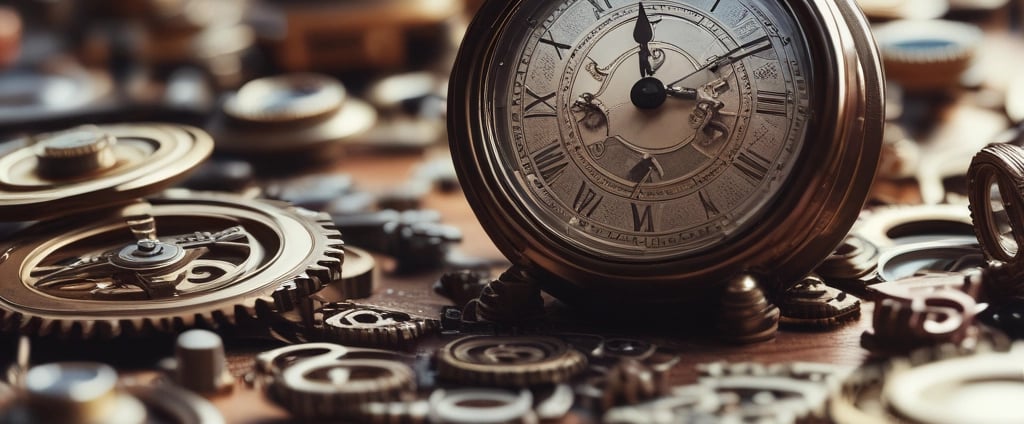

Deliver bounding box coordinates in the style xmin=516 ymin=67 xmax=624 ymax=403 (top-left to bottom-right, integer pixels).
xmin=318 ymin=302 xmax=438 ymax=349
xmin=603 ymin=361 xmax=847 ymax=424
xmin=428 ymin=388 xmax=537 ymax=424
xmin=464 ymin=268 xmax=545 ymax=325
xmin=0 ymin=193 xmax=344 ymax=337
xmin=437 ymin=336 xmax=587 ymax=387
xmin=862 ymin=287 xmax=980 ymax=356
xmin=256 ymin=342 xmax=417 ymax=420
xmin=777 ymin=275 xmax=861 ymax=329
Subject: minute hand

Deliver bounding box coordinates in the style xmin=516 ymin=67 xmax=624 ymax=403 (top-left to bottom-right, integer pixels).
xmin=666 ymin=36 xmax=772 ymax=88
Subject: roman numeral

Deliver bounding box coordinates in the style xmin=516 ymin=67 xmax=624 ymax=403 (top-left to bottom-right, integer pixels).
xmin=539 ymin=32 xmax=571 ymax=60
xmin=699 ymin=191 xmax=720 ymax=219
xmin=756 ymin=90 xmax=789 ymax=116
xmin=632 ymin=203 xmax=654 ymax=232
xmin=524 ymin=87 xmax=556 ymax=118
xmin=587 ymin=0 xmax=613 ymax=18
xmin=573 ymin=183 xmax=603 ymax=217
xmin=534 ymin=142 xmax=568 ymax=183
xmin=734 ymin=150 xmax=772 ymax=182
xmin=710 ymin=0 xmax=721 ymax=12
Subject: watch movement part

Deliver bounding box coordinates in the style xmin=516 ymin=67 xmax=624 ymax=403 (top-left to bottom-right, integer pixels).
xmin=209 ymin=73 xmax=376 ymax=156
xmin=0 ymin=124 xmax=212 ymax=221
xmin=777 ymin=275 xmax=861 ymax=329
xmin=874 ymin=239 xmax=985 ymax=284
xmin=437 ymin=336 xmax=587 ymax=387
xmin=318 ymin=302 xmax=438 ymax=349
xmin=172 ymin=329 xmax=233 ymax=395
xmin=464 ymin=268 xmax=545 ymax=325
xmin=258 ymin=342 xmax=416 ymax=420
xmin=0 ymin=193 xmax=344 ymax=338
xmin=861 ymin=288 xmax=978 ymax=355
xmin=716 ymin=274 xmax=779 ymax=344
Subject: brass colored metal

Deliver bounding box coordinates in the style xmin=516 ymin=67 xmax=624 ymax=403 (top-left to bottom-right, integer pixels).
xmin=874 ymin=19 xmax=981 ymax=92
xmin=716 ymin=274 xmax=780 ymax=344
xmin=318 ymin=302 xmax=438 ymax=348
xmin=436 ymin=336 xmax=587 ymax=387
xmin=464 ymin=268 xmax=545 ymax=325
xmin=448 ymin=0 xmax=884 ymax=307
xmin=861 ymin=288 xmax=978 ymax=355
xmin=777 ymin=275 xmax=861 ymax=329
xmin=0 ymin=124 xmax=212 ymax=221
xmin=0 ymin=193 xmax=344 ymax=337
xmin=208 ymin=73 xmax=376 ymax=156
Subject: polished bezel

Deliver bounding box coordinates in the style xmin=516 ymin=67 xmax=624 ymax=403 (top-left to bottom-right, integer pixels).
xmin=449 ymin=0 xmax=883 ymax=305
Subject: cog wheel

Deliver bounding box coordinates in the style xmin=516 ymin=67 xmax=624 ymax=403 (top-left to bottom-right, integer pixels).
xmin=0 ymin=192 xmax=344 ymax=338
xmin=0 ymin=123 xmax=212 ymax=221
xmin=256 ymin=342 xmax=416 ymax=420
xmin=318 ymin=302 xmax=438 ymax=349
xmin=437 ymin=336 xmax=587 ymax=387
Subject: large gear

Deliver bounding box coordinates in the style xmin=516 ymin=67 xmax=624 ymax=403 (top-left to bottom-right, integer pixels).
xmin=0 ymin=192 xmax=344 ymax=338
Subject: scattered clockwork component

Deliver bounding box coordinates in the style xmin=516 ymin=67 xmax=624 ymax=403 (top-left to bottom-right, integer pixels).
xmin=716 ymin=274 xmax=780 ymax=344
xmin=777 ymin=275 xmax=861 ymax=329
xmin=256 ymin=342 xmax=416 ymax=420
xmin=436 ymin=336 xmax=587 ymax=387
xmin=0 ymin=60 xmax=114 ymax=135
xmin=0 ymin=124 xmax=211 ymax=220
xmin=816 ymin=234 xmax=881 ymax=294
xmin=861 ymin=287 xmax=979 ymax=355
xmin=873 ymin=239 xmax=985 ymax=284
xmin=0 ymin=362 xmax=225 ymax=424
xmin=207 ymin=73 xmax=376 ymax=158
xmin=317 ymin=302 xmax=438 ymax=349
xmin=830 ymin=342 xmax=1023 ymax=424
xmin=428 ymin=388 xmax=536 ymax=424
xmin=873 ymin=19 xmax=983 ymax=92
xmin=170 ymin=329 xmax=234 ymax=395
xmin=449 ymin=0 xmax=883 ymax=308
xmin=0 ymin=192 xmax=344 ymax=338
xmin=318 ymin=246 xmax=377 ymax=301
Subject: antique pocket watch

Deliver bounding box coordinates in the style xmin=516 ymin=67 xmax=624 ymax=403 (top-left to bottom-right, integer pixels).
xmin=449 ymin=0 xmax=883 ymax=307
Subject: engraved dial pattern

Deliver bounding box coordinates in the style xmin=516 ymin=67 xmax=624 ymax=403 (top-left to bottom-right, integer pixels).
xmin=499 ymin=0 xmax=812 ymax=260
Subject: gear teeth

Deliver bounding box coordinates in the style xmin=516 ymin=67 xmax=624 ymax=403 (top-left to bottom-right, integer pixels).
xmin=0 ymin=195 xmax=347 ymax=339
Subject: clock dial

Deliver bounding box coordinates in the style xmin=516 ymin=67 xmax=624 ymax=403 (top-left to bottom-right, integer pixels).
xmin=493 ymin=0 xmax=813 ymax=260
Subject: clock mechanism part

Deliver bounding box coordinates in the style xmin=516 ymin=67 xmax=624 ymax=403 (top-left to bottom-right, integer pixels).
xmin=316 ymin=302 xmax=439 ymax=349
xmin=206 ymin=72 xmax=377 ymax=160
xmin=776 ymin=274 xmax=861 ymax=330
xmin=436 ymin=336 xmax=589 ymax=387
xmin=449 ymin=0 xmax=884 ymax=315
xmin=0 ymin=123 xmax=346 ymax=338
xmin=829 ymin=341 xmax=1024 ymax=424
xmin=603 ymin=361 xmax=849 ymax=423
xmin=0 ymin=361 xmax=225 ymax=424
xmin=873 ymin=19 xmax=982 ymax=93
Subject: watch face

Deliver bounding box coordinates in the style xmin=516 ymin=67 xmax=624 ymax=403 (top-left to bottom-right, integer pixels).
xmin=486 ymin=0 xmax=814 ymax=261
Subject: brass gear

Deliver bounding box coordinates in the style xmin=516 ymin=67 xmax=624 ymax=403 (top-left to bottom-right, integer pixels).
xmin=436 ymin=336 xmax=587 ymax=387
xmin=318 ymin=302 xmax=438 ymax=349
xmin=0 ymin=192 xmax=344 ymax=338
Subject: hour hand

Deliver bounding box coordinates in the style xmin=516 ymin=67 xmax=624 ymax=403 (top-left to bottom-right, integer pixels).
xmin=633 ymin=3 xmax=655 ymax=77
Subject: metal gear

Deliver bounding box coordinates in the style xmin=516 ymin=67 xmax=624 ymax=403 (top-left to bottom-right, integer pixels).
xmin=0 ymin=192 xmax=344 ymax=338
xmin=318 ymin=302 xmax=438 ymax=349
xmin=436 ymin=336 xmax=587 ymax=387
xmin=255 ymin=342 xmax=416 ymax=420
xmin=0 ymin=124 xmax=212 ymax=221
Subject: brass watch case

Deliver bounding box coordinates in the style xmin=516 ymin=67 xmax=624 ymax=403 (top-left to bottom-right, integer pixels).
xmin=448 ymin=0 xmax=884 ymax=306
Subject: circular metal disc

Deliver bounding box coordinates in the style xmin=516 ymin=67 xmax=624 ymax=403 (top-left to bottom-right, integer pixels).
xmin=0 ymin=124 xmax=212 ymax=221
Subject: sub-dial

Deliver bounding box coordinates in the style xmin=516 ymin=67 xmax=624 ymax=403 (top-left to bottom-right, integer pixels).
xmin=568 ymin=15 xmax=742 ymax=187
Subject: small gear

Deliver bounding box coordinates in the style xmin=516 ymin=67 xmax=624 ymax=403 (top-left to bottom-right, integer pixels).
xmin=0 ymin=123 xmax=212 ymax=221
xmin=318 ymin=302 xmax=438 ymax=349
xmin=436 ymin=336 xmax=587 ymax=387
xmin=256 ymin=342 xmax=416 ymax=420
xmin=777 ymin=275 xmax=861 ymax=329
xmin=873 ymin=19 xmax=982 ymax=92
xmin=0 ymin=192 xmax=344 ymax=338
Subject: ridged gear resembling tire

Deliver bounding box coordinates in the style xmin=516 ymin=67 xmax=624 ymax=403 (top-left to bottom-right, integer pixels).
xmin=0 ymin=192 xmax=344 ymax=338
